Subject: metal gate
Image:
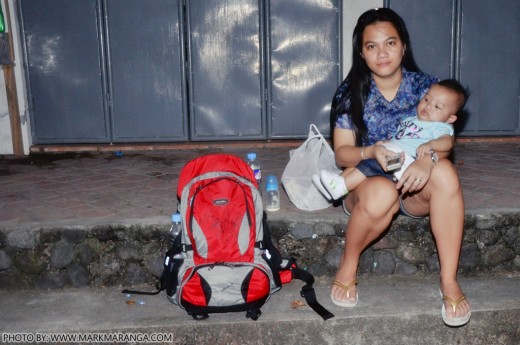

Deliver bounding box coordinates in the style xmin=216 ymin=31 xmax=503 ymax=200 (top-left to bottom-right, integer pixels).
xmin=267 ymin=0 xmax=340 ymax=137
xmin=20 ymin=0 xmax=109 ymax=143
xmin=186 ymin=0 xmax=266 ymax=140
xmin=19 ymin=0 xmax=341 ymax=144
xmin=105 ymin=0 xmax=187 ymax=142
xmin=388 ymin=0 xmax=520 ymax=136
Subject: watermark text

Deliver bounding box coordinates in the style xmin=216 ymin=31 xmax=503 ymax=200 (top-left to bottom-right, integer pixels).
xmin=2 ymin=332 xmax=173 ymax=344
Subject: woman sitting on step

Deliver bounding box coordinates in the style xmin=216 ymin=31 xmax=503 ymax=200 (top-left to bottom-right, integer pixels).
xmin=327 ymin=8 xmax=471 ymax=327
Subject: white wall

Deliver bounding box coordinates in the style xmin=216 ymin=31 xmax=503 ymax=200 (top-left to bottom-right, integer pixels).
xmin=0 ymin=0 xmax=30 ymax=155
xmin=0 ymin=0 xmax=382 ymax=155
xmin=0 ymin=65 xmax=11 ymax=153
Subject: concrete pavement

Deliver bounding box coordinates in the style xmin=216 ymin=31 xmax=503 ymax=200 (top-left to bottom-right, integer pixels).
xmin=1 ymin=141 xmax=520 ymax=229
xmin=1 ymin=141 xmax=520 ymax=344
xmin=0 ymin=274 xmax=519 ymax=344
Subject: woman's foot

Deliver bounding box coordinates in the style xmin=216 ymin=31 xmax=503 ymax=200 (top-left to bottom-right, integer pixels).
xmin=330 ymin=279 xmax=358 ymax=307
xmin=440 ymin=280 xmax=471 ymax=327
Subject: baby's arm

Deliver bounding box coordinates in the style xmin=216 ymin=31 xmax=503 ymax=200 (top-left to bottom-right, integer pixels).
xmin=416 ymin=135 xmax=453 ymax=159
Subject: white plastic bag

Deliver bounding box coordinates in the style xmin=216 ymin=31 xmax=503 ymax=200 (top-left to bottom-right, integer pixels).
xmin=281 ymin=124 xmax=341 ymax=211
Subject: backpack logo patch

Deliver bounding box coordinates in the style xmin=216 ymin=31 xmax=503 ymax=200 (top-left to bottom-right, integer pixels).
xmin=213 ymin=198 xmax=229 ymax=206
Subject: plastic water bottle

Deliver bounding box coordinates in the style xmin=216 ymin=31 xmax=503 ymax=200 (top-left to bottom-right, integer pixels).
xmin=247 ymin=152 xmax=262 ymax=189
xmin=265 ymin=175 xmax=280 ymax=212
xmin=165 ymin=213 xmax=183 ymax=305
xmin=168 ymin=212 xmax=182 ymax=248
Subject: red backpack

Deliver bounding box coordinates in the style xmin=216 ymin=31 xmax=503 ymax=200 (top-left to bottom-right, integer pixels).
xmin=124 ymin=154 xmax=333 ymax=321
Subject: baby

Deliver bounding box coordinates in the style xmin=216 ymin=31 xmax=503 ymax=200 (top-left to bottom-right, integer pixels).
xmin=314 ymin=79 xmax=468 ymax=201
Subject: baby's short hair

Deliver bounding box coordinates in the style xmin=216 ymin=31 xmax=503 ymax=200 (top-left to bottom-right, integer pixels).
xmin=437 ymin=79 xmax=470 ymax=112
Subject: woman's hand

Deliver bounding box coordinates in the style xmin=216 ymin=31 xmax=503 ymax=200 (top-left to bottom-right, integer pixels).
xmin=395 ymin=158 xmax=434 ymax=193
xmin=373 ymin=143 xmax=404 ymax=172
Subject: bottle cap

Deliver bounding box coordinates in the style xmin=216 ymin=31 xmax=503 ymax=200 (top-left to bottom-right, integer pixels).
xmin=172 ymin=213 xmax=181 ymax=223
xmin=247 ymin=153 xmax=256 ymax=160
xmin=265 ymin=175 xmax=278 ymax=191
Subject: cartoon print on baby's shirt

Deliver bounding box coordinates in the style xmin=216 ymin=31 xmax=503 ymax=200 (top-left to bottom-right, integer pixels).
xmin=394 ymin=118 xmax=423 ymax=140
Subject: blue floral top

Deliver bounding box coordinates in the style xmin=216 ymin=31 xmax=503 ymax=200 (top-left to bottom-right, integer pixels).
xmin=334 ymin=69 xmax=439 ymax=146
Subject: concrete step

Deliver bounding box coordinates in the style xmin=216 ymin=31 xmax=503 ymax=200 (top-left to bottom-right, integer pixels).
xmin=1 ymin=274 xmax=519 ymax=344
xmin=1 ymin=210 xmax=519 ymax=290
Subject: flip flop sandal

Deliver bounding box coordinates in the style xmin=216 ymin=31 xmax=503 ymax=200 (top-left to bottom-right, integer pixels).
xmin=331 ymin=280 xmax=358 ymax=307
xmin=342 ymin=199 xmax=350 ymax=216
xmin=440 ymin=291 xmax=471 ymax=327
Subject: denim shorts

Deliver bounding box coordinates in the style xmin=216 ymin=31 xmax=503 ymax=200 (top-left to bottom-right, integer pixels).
xmin=342 ymin=197 xmax=424 ymax=219
xmin=355 ymin=158 xmax=393 ymax=180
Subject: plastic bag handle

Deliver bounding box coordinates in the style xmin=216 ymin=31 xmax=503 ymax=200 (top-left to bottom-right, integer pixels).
xmin=309 ymin=123 xmax=323 ymax=138
xmin=299 ymin=124 xmax=326 ymax=150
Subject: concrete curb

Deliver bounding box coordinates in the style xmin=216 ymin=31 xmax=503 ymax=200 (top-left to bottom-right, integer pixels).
xmin=1 ymin=210 xmax=519 ymax=290
xmin=1 ymin=275 xmax=518 ymax=344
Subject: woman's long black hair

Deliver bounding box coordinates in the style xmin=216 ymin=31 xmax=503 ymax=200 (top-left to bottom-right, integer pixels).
xmin=330 ymin=8 xmax=421 ymax=146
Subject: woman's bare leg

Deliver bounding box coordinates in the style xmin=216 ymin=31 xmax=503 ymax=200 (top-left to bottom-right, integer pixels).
xmin=332 ymin=177 xmax=400 ymax=303
xmin=402 ymin=160 xmax=470 ymax=319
